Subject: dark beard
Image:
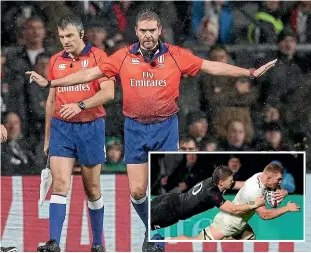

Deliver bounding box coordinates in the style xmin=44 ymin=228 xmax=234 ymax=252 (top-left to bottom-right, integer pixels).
xmin=140 ymin=43 xmax=159 ymax=61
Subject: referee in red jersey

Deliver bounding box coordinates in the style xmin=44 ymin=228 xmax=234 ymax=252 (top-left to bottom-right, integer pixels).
xmin=33 ymin=15 xmax=114 ymax=252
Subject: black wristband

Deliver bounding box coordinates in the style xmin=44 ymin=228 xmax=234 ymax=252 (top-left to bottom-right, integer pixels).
xmin=46 ymin=80 xmax=52 ymax=88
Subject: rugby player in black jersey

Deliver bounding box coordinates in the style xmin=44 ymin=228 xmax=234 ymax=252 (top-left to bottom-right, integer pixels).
xmin=151 ymin=166 xmax=264 ymax=230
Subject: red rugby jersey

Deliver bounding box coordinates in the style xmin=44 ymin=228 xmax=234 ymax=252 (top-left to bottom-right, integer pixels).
xmin=98 ymin=42 xmax=204 ymax=123
xmin=48 ymin=44 xmax=111 ymax=122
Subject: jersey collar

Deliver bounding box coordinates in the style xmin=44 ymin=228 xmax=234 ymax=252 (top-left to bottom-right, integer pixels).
xmin=130 ymin=40 xmax=168 ymax=63
xmin=61 ymin=43 xmax=93 ymax=58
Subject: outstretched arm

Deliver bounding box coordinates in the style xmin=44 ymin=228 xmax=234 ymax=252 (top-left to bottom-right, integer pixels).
xmin=255 ymin=201 xmax=300 ymax=220
xmin=200 ymin=59 xmax=277 ymax=78
xmin=26 ymin=66 xmax=104 ymax=88
xmin=219 ymin=196 xmax=265 ymax=215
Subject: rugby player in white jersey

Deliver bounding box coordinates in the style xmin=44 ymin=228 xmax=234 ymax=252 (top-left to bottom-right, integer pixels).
xmin=167 ymin=162 xmax=300 ymax=240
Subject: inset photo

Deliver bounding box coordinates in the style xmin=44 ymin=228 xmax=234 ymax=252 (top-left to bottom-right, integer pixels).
xmin=148 ymin=152 xmax=305 ymax=242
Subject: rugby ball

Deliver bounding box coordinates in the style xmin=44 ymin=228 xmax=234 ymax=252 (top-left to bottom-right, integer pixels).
xmin=264 ymin=189 xmax=282 ymax=208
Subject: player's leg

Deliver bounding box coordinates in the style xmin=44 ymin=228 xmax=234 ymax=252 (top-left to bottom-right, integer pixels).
xmin=77 ymin=118 xmax=106 ymax=251
xmin=81 ymin=164 xmax=104 ymax=251
xmin=38 ymin=118 xmax=76 ymax=252
xmin=124 ymin=117 xmax=157 ymax=251
xmin=123 ymin=117 xmax=149 ymax=230
xmin=234 ymin=224 xmax=256 ymax=240
xmin=127 ymin=163 xmax=149 ymax=229
xmin=165 ymin=226 xmax=218 ymax=241
xmin=151 ymin=193 xmax=182 ymax=230
xmin=49 ymin=157 xmax=75 ymax=244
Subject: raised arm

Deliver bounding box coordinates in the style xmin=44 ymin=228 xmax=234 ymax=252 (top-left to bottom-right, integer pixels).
xmin=200 ymin=59 xmax=277 ymax=78
xmin=219 ymin=196 xmax=265 ymax=215
xmin=26 ymin=66 xmax=104 ymax=88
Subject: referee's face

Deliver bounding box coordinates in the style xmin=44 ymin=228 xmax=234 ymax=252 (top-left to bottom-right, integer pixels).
xmin=58 ymin=25 xmax=83 ymax=54
xmin=136 ymin=20 xmax=161 ymax=50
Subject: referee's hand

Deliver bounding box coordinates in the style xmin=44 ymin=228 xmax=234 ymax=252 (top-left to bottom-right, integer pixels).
xmin=25 ymin=71 xmax=49 ymax=87
xmin=60 ymin=103 xmax=82 ymax=120
xmin=253 ymin=59 xmax=277 ymax=78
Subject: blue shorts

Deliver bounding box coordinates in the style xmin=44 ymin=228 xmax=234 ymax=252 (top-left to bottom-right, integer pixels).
xmin=49 ymin=117 xmax=105 ymax=166
xmin=124 ymin=115 xmax=179 ymax=164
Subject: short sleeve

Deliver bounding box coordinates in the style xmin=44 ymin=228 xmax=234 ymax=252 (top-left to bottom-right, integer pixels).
xmin=99 ymin=48 xmax=127 ymax=78
xmin=96 ymin=50 xmax=116 ymax=83
xmin=47 ymin=56 xmax=55 ymax=80
xmin=213 ymin=192 xmax=226 ymax=208
xmin=174 ymin=46 xmax=204 ymax=76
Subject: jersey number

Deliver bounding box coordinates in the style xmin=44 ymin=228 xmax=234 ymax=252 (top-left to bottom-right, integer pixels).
xmin=192 ymin=182 xmax=203 ymax=195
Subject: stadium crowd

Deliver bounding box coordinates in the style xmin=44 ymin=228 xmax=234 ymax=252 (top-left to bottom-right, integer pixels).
xmin=1 ymin=1 xmax=311 ymax=176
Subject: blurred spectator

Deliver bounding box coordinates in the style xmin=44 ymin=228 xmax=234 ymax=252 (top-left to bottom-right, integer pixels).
xmin=290 ymin=1 xmax=311 ymax=43
xmin=199 ymin=45 xmax=256 ymax=139
xmin=248 ymin=1 xmax=284 ymax=44
xmin=1 ymin=2 xmax=48 ymax=46
xmin=192 ymin=0 xmax=233 ymax=44
xmin=225 ymin=155 xmax=247 ymax=194
xmin=255 ymin=122 xmax=292 ymax=151
xmin=1 ymin=48 xmax=10 ymax=114
xmin=201 ymin=137 xmax=221 ymax=152
xmin=1 ymin=112 xmax=37 ymax=175
xmin=271 ymin=160 xmax=296 ymax=193
xmin=253 ymin=103 xmax=283 ymax=140
xmin=184 ymin=17 xmax=218 ymax=58
xmin=103 ymin=137 xmax=126 ymax=173
xmin=84 ymin=19 xmax=124 ymax=54
xmin=162 ymin=153 xmax=207 ymax=194
xmin=260 ymin=28 xmax=304 ymax=107
xmin=186 ymin=110 xmax=209 ymax=147
xmin=178 ymin=48 xmax=201 ymax=135
xmin=179 ymin=136 xmax=199 ymax=152
xmin=5 ymin=17 xmax=51 ymax=146
xmin=219 ymin=119 xmax=252 ymax=151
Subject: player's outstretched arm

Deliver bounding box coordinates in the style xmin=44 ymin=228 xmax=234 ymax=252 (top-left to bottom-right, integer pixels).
xmin=255 ymin=201 xmax=300 ymax=220
xmin=220 ymin=196 xmax=265 ymax=215
xmin=200 ymin=59 xmax=277 ymax=78
xmin=26 ymin=66 xmax=104 ymax=88
xmin=59 ymin=79 xmax=115 ymax=120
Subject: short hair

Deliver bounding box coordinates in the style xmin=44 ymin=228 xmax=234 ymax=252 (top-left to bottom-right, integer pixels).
xmin=136 ymin=10 xmax=161 ymax=27
xmin=179 ymin=135 xmax=196 ymax=145
xmin=58 ymin=14 xmax=84 ymax=33
xmin=212 ymin=165 xmax=233 ymax=185
xmin=264 ymin=163 xmax=283 ymax=174
xmin=24 ymin=16 xmax=45 ymax=28
xmin=209 ymin=44 xmax=228 ymax=54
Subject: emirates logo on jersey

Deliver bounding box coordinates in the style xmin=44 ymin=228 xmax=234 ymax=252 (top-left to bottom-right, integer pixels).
xmin=81 ymin=59 xmax=89 ymax=68
xmin=57 ymin=84 xmax=91 ymax=92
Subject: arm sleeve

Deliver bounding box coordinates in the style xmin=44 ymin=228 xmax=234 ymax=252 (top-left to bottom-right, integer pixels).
xmin=97 ymin=51 xmax=116 ymax=83
xmin=47 ymin=57 xmax=55 ymax=80
xmin=98 ymin=48 xmax=126 ymax=78
xmin=173 ymin=47 xmax=204 ymax=76
xmin=213 ymin=192 xmax=226 ymax=208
